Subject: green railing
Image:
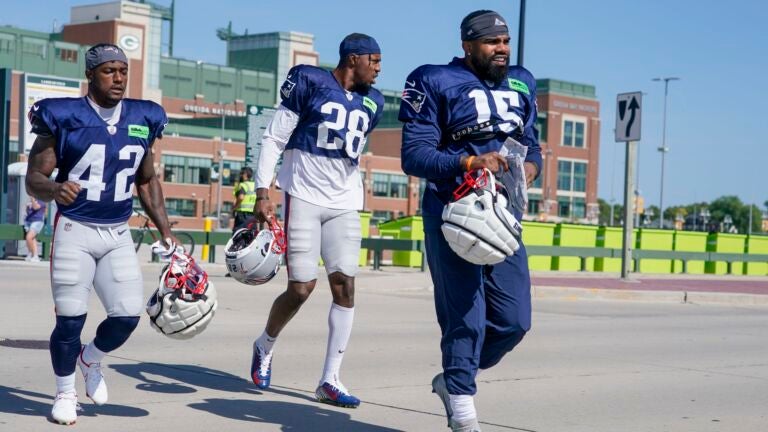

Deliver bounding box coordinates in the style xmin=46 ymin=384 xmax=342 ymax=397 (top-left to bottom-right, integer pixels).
xmin=2 ymin=224 xmax=767 ymax=275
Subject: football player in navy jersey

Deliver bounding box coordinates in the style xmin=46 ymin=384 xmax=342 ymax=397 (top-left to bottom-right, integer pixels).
xmin=25 ymin=44 xmax=177 ymax=425
xmin=249 ymin=33 xmax=383 ymax=408
xmin=399 ymin=11 xmax=541 ymax=431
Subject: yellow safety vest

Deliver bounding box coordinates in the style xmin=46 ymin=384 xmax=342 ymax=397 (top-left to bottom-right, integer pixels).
xmin=234 ymin=181 xmax=256 ymax=212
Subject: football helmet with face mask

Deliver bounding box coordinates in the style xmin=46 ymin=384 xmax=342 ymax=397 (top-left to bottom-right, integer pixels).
xmin=146 ymin=252 xmax=218 ymax=339
xmin=441 ymin=168 xmax=523 ymax=265
xmin=225 ymin=217 xmax=286 ymax=285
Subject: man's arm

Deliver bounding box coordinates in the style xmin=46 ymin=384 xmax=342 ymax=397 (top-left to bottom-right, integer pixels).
xmin=135 ymin=148 xmax=174 ymax=241
xmin=25 ymin=135 xmax=81 ymax=204
xmin=253 ymin=105 xmax=298 ymax=222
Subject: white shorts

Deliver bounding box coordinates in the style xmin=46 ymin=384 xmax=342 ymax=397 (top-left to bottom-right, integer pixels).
xmin=51 ymin=215 xmax=143 ymax=317
xmin=284 ymin=195 xmax=362 ymax=282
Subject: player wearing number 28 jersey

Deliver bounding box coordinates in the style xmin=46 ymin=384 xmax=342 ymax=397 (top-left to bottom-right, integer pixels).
xmin=250 ymin=33 xmax=383 ymax=409
xmin=25 ymin=43 xmax=176 ymax=425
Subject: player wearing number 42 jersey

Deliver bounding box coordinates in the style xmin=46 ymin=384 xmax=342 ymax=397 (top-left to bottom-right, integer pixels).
xmin=250 ymin=33 xmax=383 ymax=408
xmin=25 ymin=43 xmax=177 ymax=426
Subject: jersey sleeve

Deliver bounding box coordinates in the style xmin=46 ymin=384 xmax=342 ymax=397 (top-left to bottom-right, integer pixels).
xmin=279 ymin=65 xmax=313 ymax=115
xmin=150 ymin=102 xmax=168 ymax=142
xmin=28 ymin=100 xmax=58 ymax=138
xmin=399 ymin=67 xmax=464 ymax=179
xmin=516 ymin=71 xmax=542 ymax=177
xmin=367 ymin=91 xmax=385 ymax=132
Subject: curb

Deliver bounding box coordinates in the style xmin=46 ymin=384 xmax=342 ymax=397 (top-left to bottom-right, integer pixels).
xmin=533 ymin=285 xmax=768 ymax=306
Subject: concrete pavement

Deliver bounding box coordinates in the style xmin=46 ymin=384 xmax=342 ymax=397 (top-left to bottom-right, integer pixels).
xmin=1 ymin=260 xmax=767 ymax=431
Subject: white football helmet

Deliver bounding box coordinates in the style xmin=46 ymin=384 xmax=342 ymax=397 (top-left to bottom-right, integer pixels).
xmin=225 ymin=218 xmax=286 ymax=285
xmin=441 ymin=168 xmax=523 ymax=265
xmin=146 ymin=252 xmax=218 ymax=339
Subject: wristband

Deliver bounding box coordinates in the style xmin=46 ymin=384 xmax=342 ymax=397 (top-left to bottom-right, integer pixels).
xmin=465 ymin=156 xmax=476 ymax=171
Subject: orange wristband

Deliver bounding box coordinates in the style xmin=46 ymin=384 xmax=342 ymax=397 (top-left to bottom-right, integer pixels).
xmin=465 ymin=156 xmax=476 ymax=171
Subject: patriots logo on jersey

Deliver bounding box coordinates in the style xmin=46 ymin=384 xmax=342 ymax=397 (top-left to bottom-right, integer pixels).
xmin=402 ymin=87 xmax=426 ymax=113
xmin=280 ymin=78 xmax=296 ymax=99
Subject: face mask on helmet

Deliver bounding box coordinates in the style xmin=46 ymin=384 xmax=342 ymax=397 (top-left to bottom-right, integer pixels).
xmin=441 ymin=168 xmax=522 ymax=265
xmin=146 ymin=251 xmax=218 ymax=339
xmin=225 ymin=217 xmax=286 ymax=285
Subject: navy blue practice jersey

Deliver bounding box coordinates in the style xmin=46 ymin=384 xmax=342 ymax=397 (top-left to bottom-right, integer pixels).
xmin=29 ymin=97 xmax=167 ymax=224
xmin=399 ymin=57 xmax=542 ymax=216
xmin=280 ymin=65 xmax=384 ymax=165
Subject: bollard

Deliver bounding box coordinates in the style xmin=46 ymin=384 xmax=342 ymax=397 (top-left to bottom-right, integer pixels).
xmin=202 ymin=218 xmax=212 ymax=262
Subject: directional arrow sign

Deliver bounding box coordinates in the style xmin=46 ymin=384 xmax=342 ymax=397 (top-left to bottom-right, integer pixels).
xmin=615 ymin=92 xmax=642 ymax=142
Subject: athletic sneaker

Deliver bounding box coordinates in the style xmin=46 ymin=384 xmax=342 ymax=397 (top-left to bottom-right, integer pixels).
xmin=78 ymin=347 xmax=108 ymax=405
xmin=431 ymin=373 xmax=482 ymax=432
xmin=315 ymin=381 xmax=360 ymax=408
xmin=51 ymin=390 xmax=79 ymax=425
xmin=30 ymin=256 xmax=40 ymax=262
xmin=250 ymin=343 xmax=272 ymax=389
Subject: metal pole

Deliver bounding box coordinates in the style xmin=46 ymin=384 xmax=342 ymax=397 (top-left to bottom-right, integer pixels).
xmin=658 ymin=80 xmax=668 ymax=228
xmin=621 ymin=141 xmax=637 ymax=279
xmin=653 ymin=77 xmax=679 ymax=228
xmin=748 ymin=204 xmax=753 ymax=235
xmin=517 ymin=0 xmax=526 ymax=66
xmin=215 ymin=102 xmax=225 ymax=225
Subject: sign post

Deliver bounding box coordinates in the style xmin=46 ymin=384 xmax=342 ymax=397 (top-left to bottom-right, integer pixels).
xmin=615 ymin=92 xmax=642 ymax=279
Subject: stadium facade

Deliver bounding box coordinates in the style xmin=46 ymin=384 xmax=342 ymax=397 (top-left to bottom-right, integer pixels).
xmin=0 ymin=0 xmax=600 ymax=230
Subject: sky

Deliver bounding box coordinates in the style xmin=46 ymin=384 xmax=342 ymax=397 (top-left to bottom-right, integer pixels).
xmin=2 ymin=0 xmax=766 ymax=208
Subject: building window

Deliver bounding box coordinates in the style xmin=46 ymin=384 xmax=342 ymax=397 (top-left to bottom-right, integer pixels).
xmin=371 ymin=210 xmax=392 ymax=226
xmin=527 ymin=194 xmax=541 ymax=215
xmin=0 ymin=38 xmax=14 ymax=53
xmin=562 ymin=120 xmax=585 ymax=148
xmin=372 ymin=172 xmax=408 ymax=198
xmin=557 ymin=196 xmax=586 ymax=219
xmin=557 ymin=160 xmax=587 ymax=192
xmin=222 ymin=160 xmax=243 ymax=186
xmin=166 ymin=198 xmax=197 ymax=217
xmin=22 ymin=41 xmax=46 ymax=58
xmin=55 ymin=48 xmax=78 ymax=63
xmin=162 ymin=155 xmax=211 ymax=185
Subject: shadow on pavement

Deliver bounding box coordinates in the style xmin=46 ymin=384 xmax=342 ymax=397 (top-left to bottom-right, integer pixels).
xmin=189 ymin=398 xmax=403 ymax=432
xmin=0 ymin=385 xmax=149 ymax=422
xmin=111 ymin=363 xmax=259 ymax=395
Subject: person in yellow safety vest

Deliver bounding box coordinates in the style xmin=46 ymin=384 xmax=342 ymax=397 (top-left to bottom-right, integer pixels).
xmin=232 ymin=167 xmax=256 ymax=232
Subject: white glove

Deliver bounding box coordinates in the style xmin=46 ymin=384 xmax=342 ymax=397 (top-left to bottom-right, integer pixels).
xmin=151 ymin=237 xmax=185 ymax=261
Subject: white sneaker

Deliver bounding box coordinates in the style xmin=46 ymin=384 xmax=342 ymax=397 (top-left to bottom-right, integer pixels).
xmin=30 ymin=256 xmax=41 ymax=263
xmin=78 ymin=348 xmax=108 ymax=405
xmin=51 ymin=390 xmax=78 ymax=425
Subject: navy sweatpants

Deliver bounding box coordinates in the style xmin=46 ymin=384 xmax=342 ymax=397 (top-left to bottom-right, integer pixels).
xmin=423 ymin=215 xmax=532 ymax=395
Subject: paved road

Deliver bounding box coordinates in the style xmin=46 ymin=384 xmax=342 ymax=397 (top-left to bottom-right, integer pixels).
xmin=1 ymin=261 xmax=767 ymax=431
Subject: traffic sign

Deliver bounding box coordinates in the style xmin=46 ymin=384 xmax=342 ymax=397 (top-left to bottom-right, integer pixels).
xmin=615 ymin=92 xmax=642 ymax=142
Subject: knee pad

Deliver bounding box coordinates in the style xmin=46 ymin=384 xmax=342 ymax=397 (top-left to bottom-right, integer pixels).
xmin=50 ymin=314 xmax=87 ymax=376
xmin=94 ymin=316 xmax=140 ymax=353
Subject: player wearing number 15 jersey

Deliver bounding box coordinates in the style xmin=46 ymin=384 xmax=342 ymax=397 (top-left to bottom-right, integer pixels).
xmin=400 ymin=10 xmax=541 ymax=431
xmin=25 ymin=43 xmax=177 ymax=425
xmin=250 ymin=33 xmax=383 ymax=408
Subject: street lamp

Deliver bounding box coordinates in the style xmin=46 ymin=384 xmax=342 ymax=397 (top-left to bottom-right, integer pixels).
xmin=215 ymin=101 xmax=230 ymax=227
xmin=652 ymin=77 xmax=680 ymax=229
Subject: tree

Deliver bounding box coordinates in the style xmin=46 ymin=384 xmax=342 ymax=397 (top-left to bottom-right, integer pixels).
xmin=597 ymin=198 xmax=623 ymax=226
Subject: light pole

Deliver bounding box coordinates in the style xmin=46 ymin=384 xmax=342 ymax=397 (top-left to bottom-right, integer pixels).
xmin=517 ymin=0 xmax=526 ymax=66
xmin=652 ymin=77 xmax=680 ymax=229
xmin=215 ymin=101 xmax=228 ymax=226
